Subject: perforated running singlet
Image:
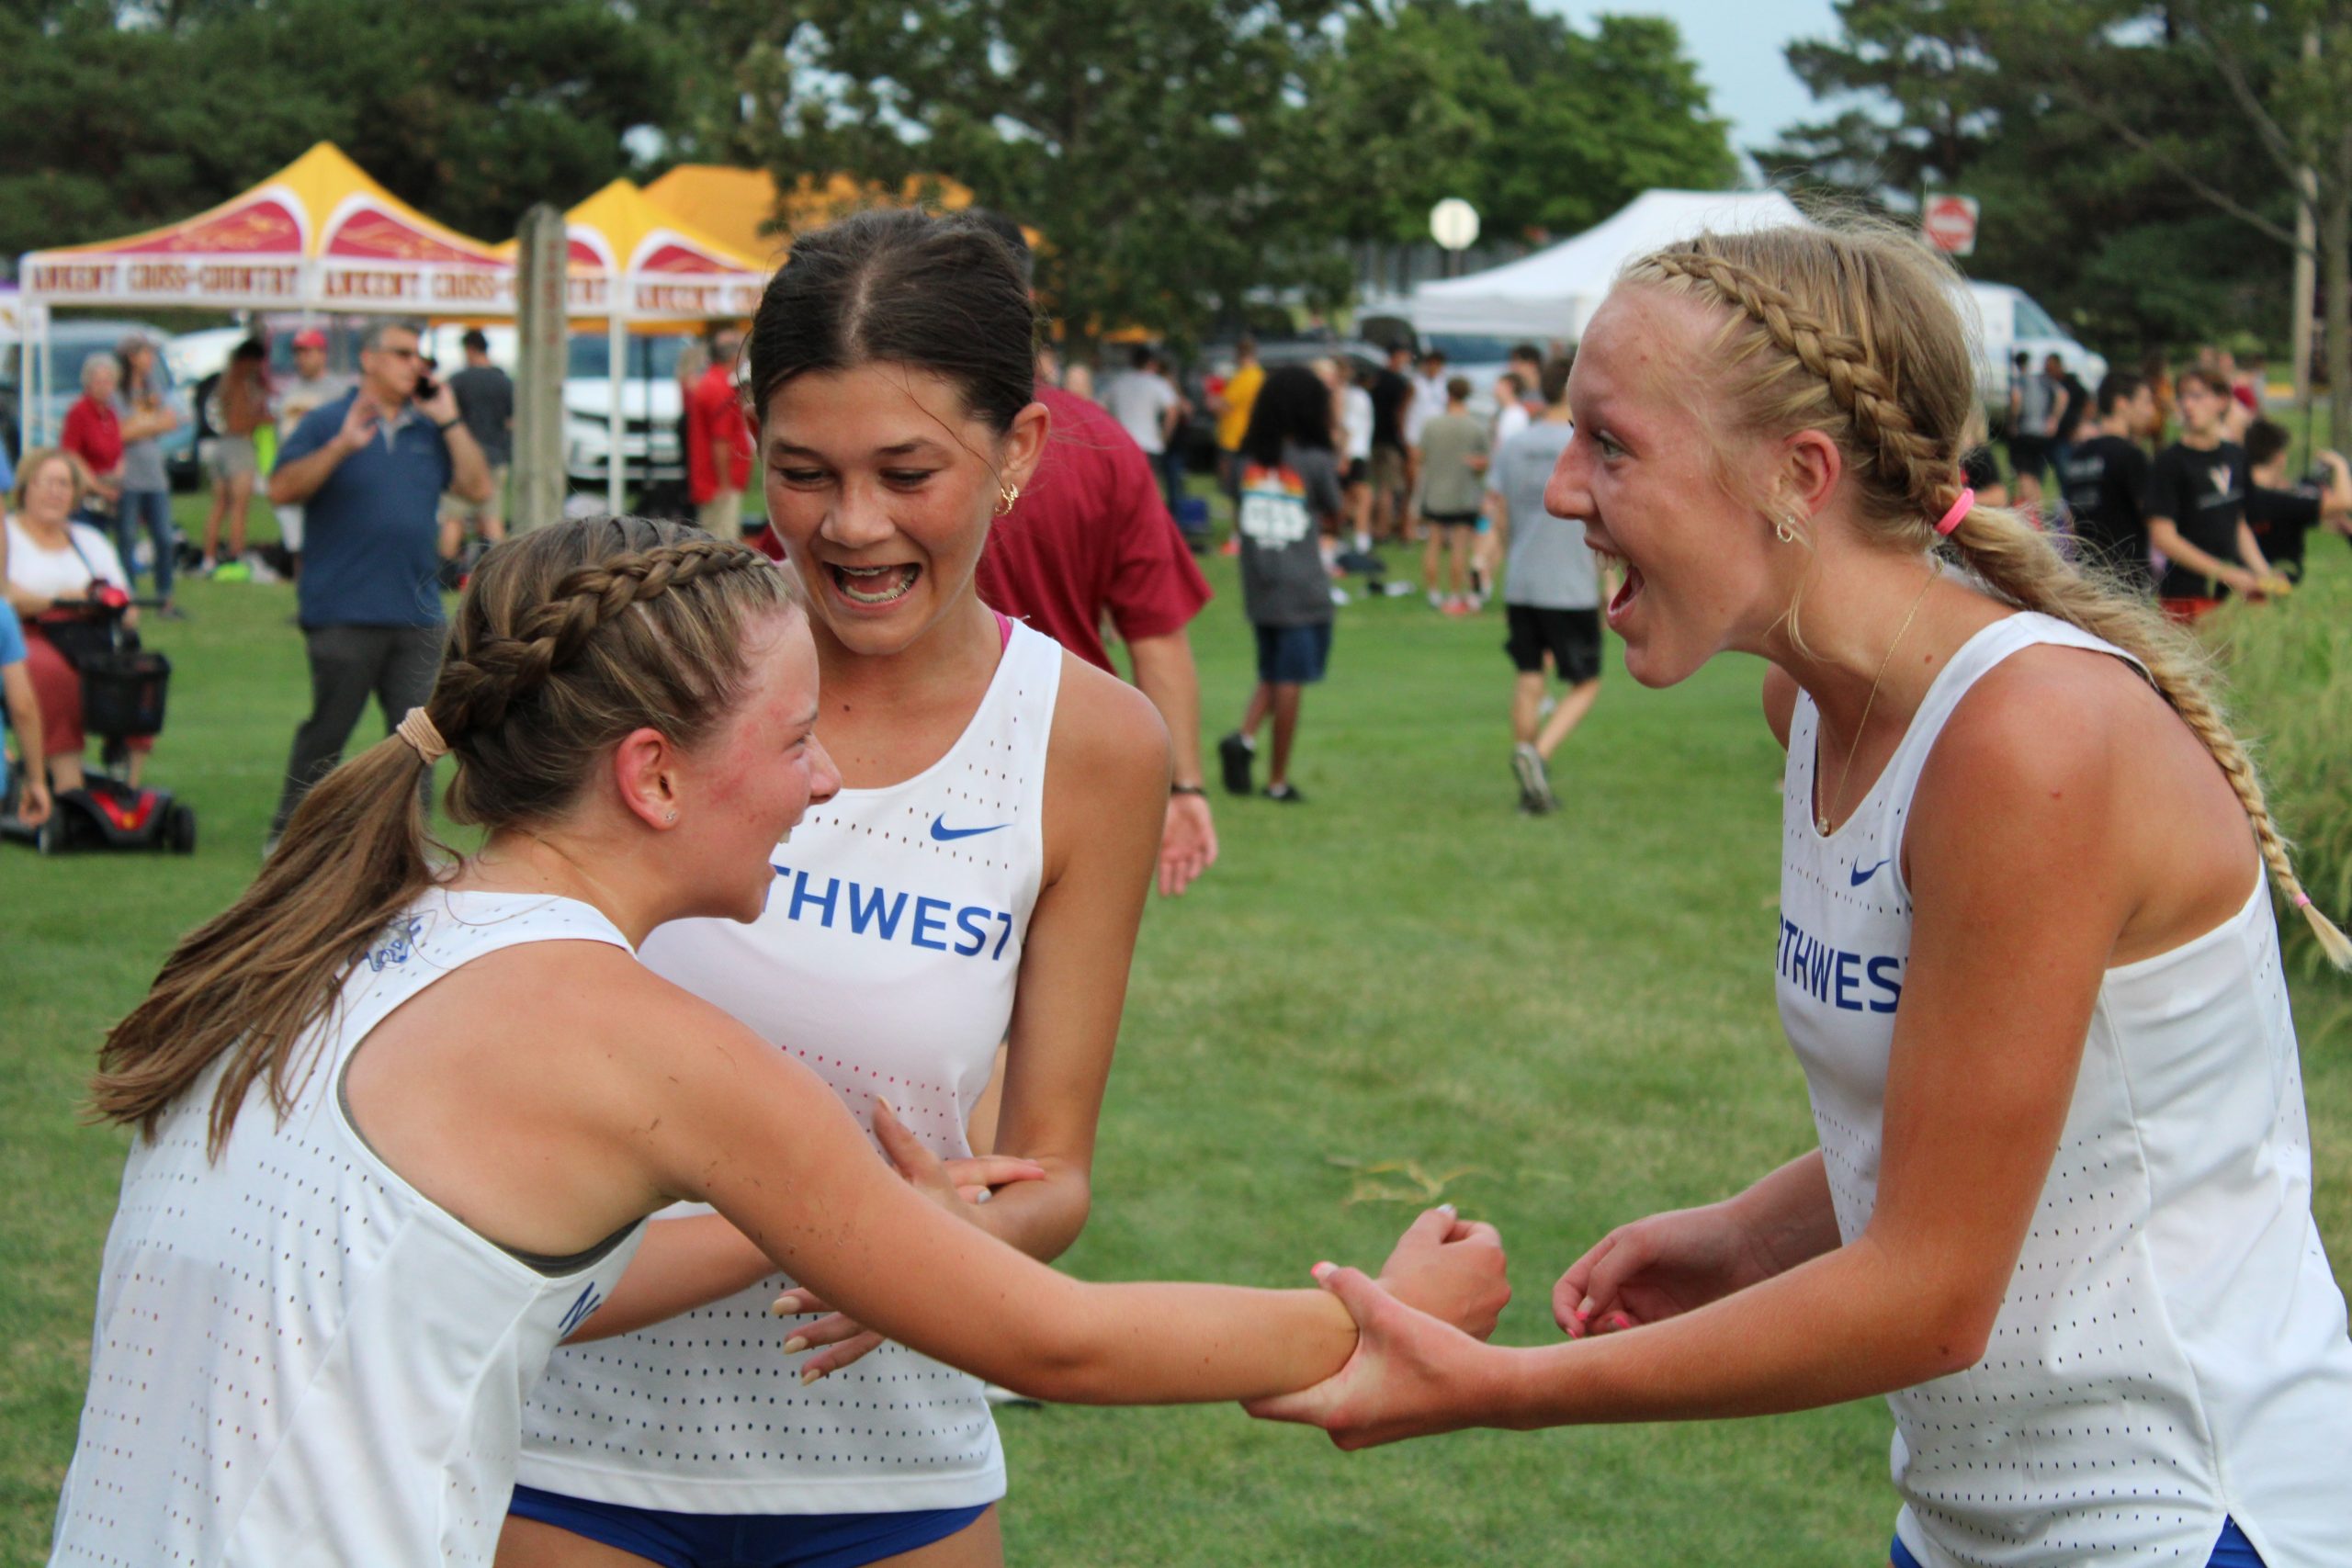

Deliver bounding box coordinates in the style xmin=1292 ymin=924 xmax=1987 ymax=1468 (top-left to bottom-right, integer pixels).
xmin=1777 ymin=610 xmax=2352 ymax=1567
xmin=51 ymin=891 xmax=646 ymax=1568
xmin=519 ymin=620 xmax=1064 ymax=1515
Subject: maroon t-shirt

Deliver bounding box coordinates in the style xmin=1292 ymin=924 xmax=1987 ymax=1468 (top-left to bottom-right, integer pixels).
xmin=972 ymin=384 xmax=1211 ymax=670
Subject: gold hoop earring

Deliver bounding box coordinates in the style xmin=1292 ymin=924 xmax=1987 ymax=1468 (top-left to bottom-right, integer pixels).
xmin=995 ymin=482 xmax=1021 ymax=517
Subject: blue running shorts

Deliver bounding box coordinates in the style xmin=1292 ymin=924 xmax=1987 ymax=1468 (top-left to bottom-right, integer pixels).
xmin=1891 ymin=1517 xmax=2262 ymax=1568
xmin=508 ymin=1485 xmax=990 ymax=1568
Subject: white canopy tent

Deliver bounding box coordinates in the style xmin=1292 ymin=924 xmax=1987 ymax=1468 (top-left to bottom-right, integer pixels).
xmin=1408 ymin=189 xmax=1809 ymax=341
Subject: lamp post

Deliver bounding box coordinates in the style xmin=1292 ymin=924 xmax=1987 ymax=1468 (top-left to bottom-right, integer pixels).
xmin=1430 ymin=197 xmax=1480 ymax=279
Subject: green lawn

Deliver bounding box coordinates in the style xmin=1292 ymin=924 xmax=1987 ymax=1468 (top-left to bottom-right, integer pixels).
xmin=5 ymin=511 xmax=2347 ymax=1565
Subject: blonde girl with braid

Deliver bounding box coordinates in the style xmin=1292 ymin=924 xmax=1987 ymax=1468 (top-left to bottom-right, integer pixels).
xmin=51 ymin=516 xmax=1508 ymax=1568
xmin=1248 ymin=223 xmax=2352 ymax=1568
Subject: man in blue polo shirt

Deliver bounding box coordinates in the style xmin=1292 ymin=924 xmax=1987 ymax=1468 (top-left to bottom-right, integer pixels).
xmin=264 ymin=317 xmax=491 ymax=848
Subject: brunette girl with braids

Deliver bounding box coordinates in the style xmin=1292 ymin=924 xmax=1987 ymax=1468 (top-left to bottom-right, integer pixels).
xmin=1248 ymin=222 xmax=2352 ymax=1568
xmin=51 ymin=516 xmax=1507 ymax=1568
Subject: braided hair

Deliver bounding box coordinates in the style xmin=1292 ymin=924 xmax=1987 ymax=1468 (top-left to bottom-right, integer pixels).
xmin=1621 ymin=223 xmax=2349 ymax=967
xmin=93 ymin=517 xmax=800 ymax=1154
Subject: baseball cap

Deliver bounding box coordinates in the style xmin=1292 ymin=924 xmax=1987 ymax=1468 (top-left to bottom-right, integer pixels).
xmin=292 ymin=328 xmax=327 ymax=349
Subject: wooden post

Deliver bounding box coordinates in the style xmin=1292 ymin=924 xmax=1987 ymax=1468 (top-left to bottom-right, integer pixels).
xmin=512 ymin=203 xmax=568 ymax=533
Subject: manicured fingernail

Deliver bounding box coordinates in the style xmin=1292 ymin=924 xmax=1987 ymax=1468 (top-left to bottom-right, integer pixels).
xmin=1311 ymin=1260 xmax=1334 ymax=1282
xmin=1577 ymin=1295 xmax=1597 ymax=1318
xmin=1438 ymin=1202 xmax=1457 ymax=1215
xmin=782 ymin=1336 xmax=808 ymax=1354
xmin=1608 ymin=1313 xmax=1634 ymax=1331
xmin=800 ymin=1365 xmax=825 ymax=1384
xmin=771 ymin=1297 xmax=798 ymax=1315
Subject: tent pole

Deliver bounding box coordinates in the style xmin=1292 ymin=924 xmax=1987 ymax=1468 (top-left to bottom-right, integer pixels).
xmin=607 ymin=304 xmax=627 ymax=516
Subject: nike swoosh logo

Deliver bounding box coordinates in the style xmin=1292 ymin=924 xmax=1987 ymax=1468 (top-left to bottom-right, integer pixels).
xmin=1849 ymin=859 xmax=1890 ymax=887
xmin=930 ymin=816 xmax=1010 ymax=842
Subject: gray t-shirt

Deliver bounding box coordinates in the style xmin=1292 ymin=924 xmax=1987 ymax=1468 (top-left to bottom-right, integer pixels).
xmin=448 ymin=366 xmax=514 ymax=466
xmin=1418 ymin=411 xmax=1490 ymax=516
xmin=111 ymin=389 xmax=169 ymax=492
xmin=1237 ymin=442 xmax=1341 ymax=627
xmin=2016 ymin=372 xmax=2054 ymax=434
xmin=1488 ymin=421 xmax=1596 ymax=609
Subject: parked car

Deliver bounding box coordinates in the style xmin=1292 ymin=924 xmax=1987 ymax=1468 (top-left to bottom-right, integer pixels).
xmin=1950 ymin=282 xmax=2107 ymax=423
xmin=561 ymin=332 xmax=686 ymax=489
xmin=6 ymin=319 xmax=198 ymax=486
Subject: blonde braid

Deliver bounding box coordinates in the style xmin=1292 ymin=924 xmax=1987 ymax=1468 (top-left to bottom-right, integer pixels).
xmin=1632 ymin=227 xmax=2351 ymax=967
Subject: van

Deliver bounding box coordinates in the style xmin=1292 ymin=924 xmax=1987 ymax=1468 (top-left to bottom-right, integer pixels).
xmin=1950 ymin=282 xmax=2107 ymax=420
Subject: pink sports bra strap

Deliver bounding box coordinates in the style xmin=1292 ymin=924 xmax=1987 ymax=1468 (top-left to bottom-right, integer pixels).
xmin=993 ymin=609 xmax=1012 ymax=650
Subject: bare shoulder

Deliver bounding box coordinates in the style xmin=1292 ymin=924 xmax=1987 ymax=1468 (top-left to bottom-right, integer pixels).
xmin=1761 ymin=663 xmax=1799 ymax=751
xmin=1048 ymin=649 xmax=1172 ymax=795
xmin=452 ymin=938 xmax=774 ymax=1084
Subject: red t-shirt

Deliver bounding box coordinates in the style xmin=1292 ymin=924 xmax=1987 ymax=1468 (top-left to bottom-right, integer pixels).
xmin=62 ymin=395 xmax=123 ymax=477
xmin=687 ymin=365 xmax=752 ymax=503
xmin=973 ymin=384 xmax=1211 ymax=671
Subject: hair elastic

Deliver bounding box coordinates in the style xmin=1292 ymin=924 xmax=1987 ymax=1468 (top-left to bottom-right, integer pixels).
xmin=1934 ymin=488 xmax=1974 ymax=537
xmin=2295 ymin=891 xmax=2313 ymax=910
xmin=396 ymin=706 xmax=448 ymax=765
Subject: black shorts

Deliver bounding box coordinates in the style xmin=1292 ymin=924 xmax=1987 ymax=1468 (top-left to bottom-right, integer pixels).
xmin=2007 ymin=434 xmax=2048 ymax=479
xmin=1343 ymin=457 xmax=1369 ymax=486
xmin=1505 ymin=604 xmax=1602 ymax=682
xmin=1422 ymin=509 xmax=1481 ymax=529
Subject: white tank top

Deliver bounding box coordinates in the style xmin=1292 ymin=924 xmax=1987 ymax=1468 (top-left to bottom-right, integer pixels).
xmin=51 ymin=891 xmax=645 ymax=1568
xmin=519 ymin=620 xmax=1064 ymax=1515
xmin=1779 ymin=610 xmax=2352 ymax=1568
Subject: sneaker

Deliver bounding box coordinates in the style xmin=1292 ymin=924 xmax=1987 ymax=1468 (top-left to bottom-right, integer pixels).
xmin=1329 ymin=584 xmax=1351 ymax=606
xmin=212 ymin=559 xmax=252 ymax=583
xmin=1512 ymin=743 xmax=1556 ymax=814
xmin=1217 ymin=731 xmax=1254 ymax=796
xmin=1427 ymin=590 xmax=1446 ymax=610
xmin=1263 ymin=782 xmax=1306 ymax=804
xmin=157 ymin=603 xmax=190 ymax=622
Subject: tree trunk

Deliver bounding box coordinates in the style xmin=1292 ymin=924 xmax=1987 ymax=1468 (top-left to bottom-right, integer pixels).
xmin=2328 ymin=135 xmax=2352 ymax=452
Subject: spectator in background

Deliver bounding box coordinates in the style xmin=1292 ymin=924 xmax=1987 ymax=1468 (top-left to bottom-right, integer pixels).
xmin=2145 ymin=367 xmax=2279 ymax=625
xmin=1103 ymin=345 xmax=1181 ymax=503
xmin=2058 ymin=373 xmax=2157 ymax=592
xmin=1507 ymin=343 xmax=1545 ymax=416
xmin=1211 ymin=335 xmax=1264 ymax=501
xmin=1219 ymin=366 xmax=1342 ymax=805
xmin=0 ymin=599 xmax=51 ymax=827
xmin=2045 ymin=353 xmax=2088 ymax=498
xmin=2006 ymin=349 xmax=2052 ymax=507
xmin=1418 ymin=375 xmax=1490 ymax=615
xmin=1487 ymin=355 xmax=1601 ymax=815
xmin=664 ymin=339 xmax=708 ymax=522
xmin=272 ymin=328 xmax=350 ymax=578
xmin=200 ymin=338 xmax=269 ymax=578
xmin=264 ymin=319 xmax=491 ymax=850
xmin=440 ymin=329 xmax=512 ymax=559
xmin=1367 ymin=342 xmax=1414 ymax=544
xmin=60 ymin=354 xmax=124 ymax=527
xmin=688 ymin=327 xmax=752 ymax=541
xmin=111 ymin=336 xmax=183 ymax=617
xmin=2243 ymin=419 xmax=2352 ymax=582
xmin=2 ymin=448 xmax=151 ymax=791
xmin=1335 ymin=359 xmax=1375 ymax=551
xmin=1404 ymin=347 xmax=1450 ymax=514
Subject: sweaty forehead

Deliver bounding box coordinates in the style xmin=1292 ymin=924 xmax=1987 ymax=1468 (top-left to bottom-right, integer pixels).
xmin=1579 ymin=287 xmax=1717 ymax=404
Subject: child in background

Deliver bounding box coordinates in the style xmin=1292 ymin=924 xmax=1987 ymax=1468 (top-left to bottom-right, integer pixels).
xmin=1219 ymin=366 xmax=1344 ymax=804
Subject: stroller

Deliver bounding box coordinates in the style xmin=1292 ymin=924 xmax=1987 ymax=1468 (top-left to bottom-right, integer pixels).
xmin=1 ymin=583 xmax=196 ymax=855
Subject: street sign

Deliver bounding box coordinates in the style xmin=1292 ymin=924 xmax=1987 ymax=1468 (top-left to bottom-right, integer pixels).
xmin=1430 ymin=197 xmax=1481 ymax=253
xmin=1923 ymin=195 xmax=1979 ymax=256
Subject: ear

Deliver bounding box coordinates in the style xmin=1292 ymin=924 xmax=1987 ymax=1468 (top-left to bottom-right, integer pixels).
xmin=1781 ymin=428 xmax=1845 ymax=519
xmin=609 ymin=725 xmax=685 ymax=831
xmin=1000 ymin=400 xmax=1052 ymax=491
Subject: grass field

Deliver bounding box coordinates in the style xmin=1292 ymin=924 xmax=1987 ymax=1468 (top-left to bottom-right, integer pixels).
xmin=4 ymin=498 xmax=2347 ymax=1565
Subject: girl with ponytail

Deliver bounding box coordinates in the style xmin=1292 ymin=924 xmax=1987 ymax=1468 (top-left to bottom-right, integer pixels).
xmin=53 ymin=516 xmax=1507 ymax=1568
xmin=1248 ymin=223 xmax=2352 ymax=1567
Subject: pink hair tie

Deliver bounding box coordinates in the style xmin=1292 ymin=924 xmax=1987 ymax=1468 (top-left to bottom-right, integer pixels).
xmin=1934 ymin=488 xmax=1975 ymax=537
xmin=2295 ymin=892 xmax=2313 ymax=910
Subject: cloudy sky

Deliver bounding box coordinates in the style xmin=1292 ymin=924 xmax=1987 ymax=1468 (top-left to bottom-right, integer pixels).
xmin=1536 ymin=0 xmax=1844 ymax=156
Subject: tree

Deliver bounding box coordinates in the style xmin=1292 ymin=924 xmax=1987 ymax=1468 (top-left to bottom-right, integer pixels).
xmin=0 ymin=0 xmax=677 ymax=262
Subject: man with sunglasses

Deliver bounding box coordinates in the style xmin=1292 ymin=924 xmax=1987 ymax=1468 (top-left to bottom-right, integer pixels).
xmin=264 ymin=318 xmax=492 ymax=851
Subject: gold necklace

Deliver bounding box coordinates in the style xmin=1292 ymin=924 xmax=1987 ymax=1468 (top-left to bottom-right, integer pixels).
xmin=1817 ymin=566 xmax=1937 ymax=836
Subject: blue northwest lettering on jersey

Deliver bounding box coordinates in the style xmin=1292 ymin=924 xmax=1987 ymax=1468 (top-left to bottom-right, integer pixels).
xmin=929 ymin=815 xmax=1009 ymax=842
xmin=1776 ymin=914 xmax=1903 ymax=1013
xmin=365 ymin=915 xmax=424 ymax=972
xmin=557 ymin=1281 xmax=604 ymax=1339
xmin=771 ymin=864 xmax=1016 ymax=960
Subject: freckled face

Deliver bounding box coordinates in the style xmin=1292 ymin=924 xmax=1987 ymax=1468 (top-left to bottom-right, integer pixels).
xmin=1545 ymin=287 xmax=1790 ymax=689
xmin=761 ymin=363 xmax=1040 ymax=659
